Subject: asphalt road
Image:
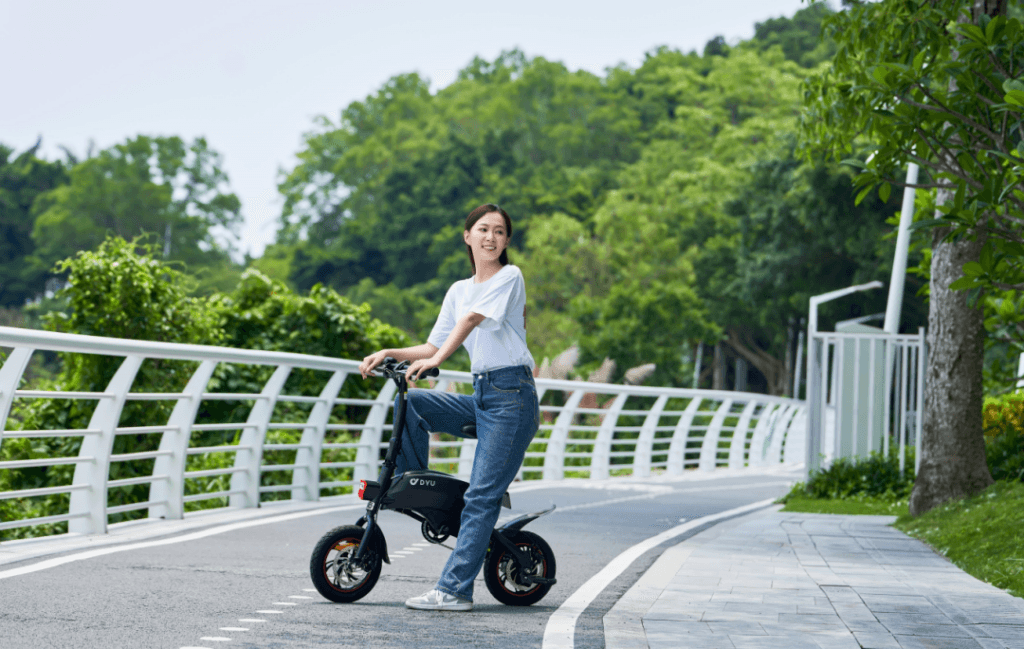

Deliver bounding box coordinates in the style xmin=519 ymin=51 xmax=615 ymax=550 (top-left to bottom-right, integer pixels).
xmin=0 ymin=473 xmax=795 ymax=649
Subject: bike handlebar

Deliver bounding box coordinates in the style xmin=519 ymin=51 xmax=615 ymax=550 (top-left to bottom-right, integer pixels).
xmin=371 ymin=357 xmax=440 ymax=380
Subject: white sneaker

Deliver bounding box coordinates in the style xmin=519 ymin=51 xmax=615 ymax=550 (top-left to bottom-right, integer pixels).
xmin=405 ymin=589 xmax=473 ymax=611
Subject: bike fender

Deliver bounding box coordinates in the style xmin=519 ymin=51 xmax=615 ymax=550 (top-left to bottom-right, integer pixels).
xmin=497 ymin=504 xmax=556 ymax=533
xmin=375 ymin=526 xmax=390 ymax=564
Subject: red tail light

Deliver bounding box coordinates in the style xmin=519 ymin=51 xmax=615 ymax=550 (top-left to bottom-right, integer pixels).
xmin=358 ymin=480 xmax=367 ymax=499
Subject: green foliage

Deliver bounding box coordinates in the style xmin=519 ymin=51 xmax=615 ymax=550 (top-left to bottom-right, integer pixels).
xmin=895 ymin=480 xmax=1024 ymax=598
xmin=982 ymin=392 xmax=1024 ymax=482
xmin=749 ymin=2 xmax=837 ymax=68
xmin=801 ymin=0 xmax=1024 ymax=296
xmin=782 ymin=448 xmax=917 ymax=502
xmin=31 ymin=135 xmax=243 ymax=293
xmin=270 ymin=6 xmax=855 ymax=390
xmin=0 ymin=236 xmax=409 ymax=538
xmin=0 ymin=141 xmax=69 ymax=306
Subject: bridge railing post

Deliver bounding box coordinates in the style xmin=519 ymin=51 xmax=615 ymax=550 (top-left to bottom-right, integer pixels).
xmin=544 ymin=389 xmax=584 ymax=481
xmin=69 ymin=355 xmax=144 ymax=534
xmin=591 ymin=392 xmax=628 ymax=480
xmin=0 ymin=347 xmax=33 ymax=456
xmin=667 ymin=397 xmax=702 ymax=474
xmin=292 ymin=370 xmax=348 ymax=502
xmin=634 ymin=394 xmax=668 ymax=478
xmin=230 ymin=365 xmax=291 ymax=509
xmin=149 ymin=359 xmax=217 ymax=520
xmin=698 ymin=398 xmax=733 ymax=471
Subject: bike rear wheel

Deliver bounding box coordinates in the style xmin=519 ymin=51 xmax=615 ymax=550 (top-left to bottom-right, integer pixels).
xmin=309 ymin=525 xmax=382 ymax=603
xmin=484 ymin=530 xmax=556 ymax=606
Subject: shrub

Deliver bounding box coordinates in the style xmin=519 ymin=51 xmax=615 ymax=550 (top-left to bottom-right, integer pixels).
xmin=983 ymin=393 xmax=1024 ymax=482
xmin=781 ymin=447 xmax=916 ymax=503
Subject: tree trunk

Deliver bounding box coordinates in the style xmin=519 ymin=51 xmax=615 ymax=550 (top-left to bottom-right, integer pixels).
xmin=909 ymin=0 xmax=1001 ymax=516
xmin=712 ymin=342 xmax=725 ymax=391
xmin=909 ymin=223 xmax=993 ymax=516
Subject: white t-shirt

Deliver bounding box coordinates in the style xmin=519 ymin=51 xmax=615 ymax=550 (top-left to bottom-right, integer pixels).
xmin=428 ymin=264 xmax=536 ymax=374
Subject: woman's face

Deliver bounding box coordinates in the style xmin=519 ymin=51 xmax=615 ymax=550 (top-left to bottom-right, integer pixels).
xmin=464 ymin=211 xmax=508 ymax=268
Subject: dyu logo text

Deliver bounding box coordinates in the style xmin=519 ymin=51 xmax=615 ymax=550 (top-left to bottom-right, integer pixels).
xmin=409 ymin=478 xmax=436 ymax=487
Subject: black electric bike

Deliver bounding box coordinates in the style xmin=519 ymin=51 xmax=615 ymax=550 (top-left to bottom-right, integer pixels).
xmin=309 ymin=358 xmax=557 ymax=606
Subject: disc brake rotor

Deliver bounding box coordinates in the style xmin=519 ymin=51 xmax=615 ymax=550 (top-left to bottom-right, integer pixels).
xmin=329 ymin=542 xmax=369 ymax=587
xmin=500 ymin=545 xmax=542 ymax=592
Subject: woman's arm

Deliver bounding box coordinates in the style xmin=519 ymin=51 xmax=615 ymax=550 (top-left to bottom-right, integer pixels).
xmin=406 ymin=312 xmax=485 ymax=381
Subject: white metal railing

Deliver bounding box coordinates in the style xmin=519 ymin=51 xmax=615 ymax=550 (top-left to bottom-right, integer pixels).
xmin=0 ymin=327 xmax=806 ymax=537
xmin=805 ymin=328 xmax=926 ymax=477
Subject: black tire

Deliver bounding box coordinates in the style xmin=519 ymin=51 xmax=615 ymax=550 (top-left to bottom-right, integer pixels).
xmin=309 ymin=525 xmax=382 ymax=603
xmin=484 ymin=530 xmax=556 ymax=606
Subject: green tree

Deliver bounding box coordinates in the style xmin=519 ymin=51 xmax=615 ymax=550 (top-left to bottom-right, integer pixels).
xmin=31 ymin=135 xmax=242 ymax=290
xmin=0 ymin=141 xmax=68 ymax=306
xmin=800 ymin=0 xmax=1018 ymax=514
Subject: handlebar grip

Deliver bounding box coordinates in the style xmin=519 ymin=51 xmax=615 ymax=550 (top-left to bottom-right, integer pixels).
xmin=419 ymin=367 xmax=440 ymax=378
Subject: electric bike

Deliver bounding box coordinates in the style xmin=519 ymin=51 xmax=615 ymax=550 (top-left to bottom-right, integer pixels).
xmin=309 ymin=358 xmax=557 ymax=606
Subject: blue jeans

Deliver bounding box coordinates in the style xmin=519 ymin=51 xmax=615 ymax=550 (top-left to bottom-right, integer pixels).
xmin=390 ymin=365 xmax=539 ymax=601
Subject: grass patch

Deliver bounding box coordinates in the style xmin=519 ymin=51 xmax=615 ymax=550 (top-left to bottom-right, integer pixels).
xmin=894 ymin=480 xmax=1024 ymax=598
xmin=781 ymin=493 xmax=908 ymax=516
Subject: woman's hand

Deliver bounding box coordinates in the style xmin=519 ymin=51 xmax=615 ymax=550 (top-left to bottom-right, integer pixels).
xmin=359 ymin=350 xmax=391 ymax=379
xmin=406 ymin=357 xmax=441 ymax=382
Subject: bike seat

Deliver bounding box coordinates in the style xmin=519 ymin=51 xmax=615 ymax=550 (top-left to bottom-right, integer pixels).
xmin=461 ymin=424 xmax=477 ymax=439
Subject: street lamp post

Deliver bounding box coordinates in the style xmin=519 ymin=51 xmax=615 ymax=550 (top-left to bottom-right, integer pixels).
xmin=805 ymin=280 xmax=884 ymax=479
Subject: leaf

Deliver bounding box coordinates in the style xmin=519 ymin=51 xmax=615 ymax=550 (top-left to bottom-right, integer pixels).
xmin=909 ymin=218 xmax=949 ymax=231
xmin=949 ymin=276 xmax=978 ymax=291
xmin=1002 ymin=79 xmax=1024 ymax=94
xmin=963 ymin=262 xmax=984 ymax=277
xmin=855 ymin=184 xmax=874 ymax=206
xmin=878 ymin=182 xmax=892 ymax=203
xmin=1005 ymin=90 xmax=1024 ymax=107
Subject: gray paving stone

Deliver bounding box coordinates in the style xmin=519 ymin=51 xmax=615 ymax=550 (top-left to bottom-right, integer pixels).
xmin=881 ymin=622 xmax=972 ymax=638
xmin=854 ymin=632 xmax=903 ymax=648
xmin=609 ymin=510 xmax=1024 ymax=649
xmin=893 ymin=636 xmax=983 ymax=649
xmin=729 ymin=635 xmax=823 ymax=649
xmin=876 ymin=613 xmax=958 ymax=626
xmin=975 ymin=626 xmax=1024 ymax=641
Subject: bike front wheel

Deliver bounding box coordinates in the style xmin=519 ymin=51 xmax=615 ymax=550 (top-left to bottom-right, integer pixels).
xmin=309 ymin=525 xmax=382 ymax=603
xmin=484 ymin=530 xmax=556 ymax=606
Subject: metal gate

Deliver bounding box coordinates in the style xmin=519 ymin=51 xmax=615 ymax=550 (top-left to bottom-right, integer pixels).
xmin=805 ymin=327 xmax=926 ymax=477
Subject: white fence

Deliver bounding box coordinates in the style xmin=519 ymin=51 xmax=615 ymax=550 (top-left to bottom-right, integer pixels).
xmin=0 ymin=327 xmax=806 ymax=537
xmin=805 ymin=328 xmax=926 ymax=476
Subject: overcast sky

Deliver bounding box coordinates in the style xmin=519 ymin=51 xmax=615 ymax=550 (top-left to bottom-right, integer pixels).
xmin=1 ymin=0 xmax=817 ymax=258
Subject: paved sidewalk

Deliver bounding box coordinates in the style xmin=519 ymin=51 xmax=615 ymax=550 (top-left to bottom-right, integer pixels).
xmin=605 ymin=506 xmax=1024 ymax=649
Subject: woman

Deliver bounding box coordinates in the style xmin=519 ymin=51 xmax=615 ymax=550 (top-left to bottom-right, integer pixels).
xmin=358 ymin=204 xmax=539 ymax=611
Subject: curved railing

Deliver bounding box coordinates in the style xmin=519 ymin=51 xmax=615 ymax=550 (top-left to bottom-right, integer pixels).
xmin=0 ymin=327 xmax=805 ymax=537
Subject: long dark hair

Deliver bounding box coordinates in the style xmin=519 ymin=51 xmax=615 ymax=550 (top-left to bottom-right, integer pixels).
xmin=464 ymin=203 xmax=512 ymax=274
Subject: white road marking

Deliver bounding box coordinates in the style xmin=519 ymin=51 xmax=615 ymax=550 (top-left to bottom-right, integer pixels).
xmin=255 ymin=610 xmax=282 ymax=614
xmin=200 ymin=638 xmax=231 ymax=642
xmin=272 ymin=602 xmax=297 ymax=606
xmin=302 ymin=588 xmax=317 ymax=592
xmin=412 ymin=542 xmax=433 ymax=547
xmin=220 ymin=627 xmax=248 ymax=631
xmin=390 ymin=551 xmax=413 ymax=555
xmin=288 ymin=595 xmax=313 ymax=599
xmin=0 ymin=504 xmax=365 ymax=581
xmin=541 ymin=498 xmax=775 ymax=649
xmin=404 ymin=546 xmax=424 ymax=551
xmin=238 ymin=618 xmax=265 ymax=623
